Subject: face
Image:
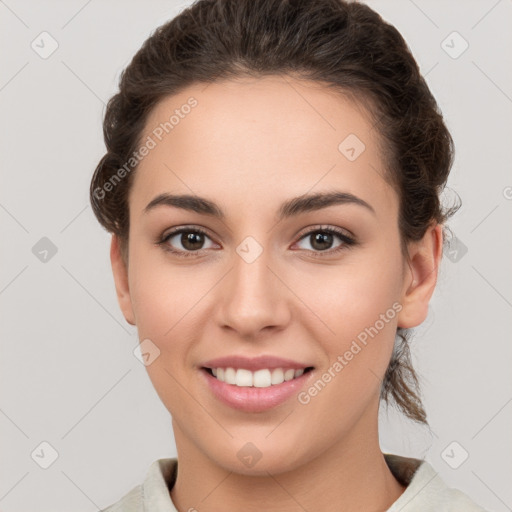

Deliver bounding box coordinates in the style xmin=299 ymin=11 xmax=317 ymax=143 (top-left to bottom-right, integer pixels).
xmin=111 ymin=75 xmax=439 ymax=475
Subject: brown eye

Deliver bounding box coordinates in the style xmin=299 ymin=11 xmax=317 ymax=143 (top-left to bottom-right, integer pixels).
xmin=309 ymin=231 xmax=335 ymax=251
xmin=179 ymin=231 xmax=206 ymax=251
xmin=294 ymin=227 xmax=356 ymax=256
xmin=159 ymin=227 xmax=217 ymax=256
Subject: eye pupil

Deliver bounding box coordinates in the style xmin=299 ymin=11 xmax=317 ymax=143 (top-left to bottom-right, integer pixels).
xmin=311 ymin=232 xmax=333 ymax=251
xmin=182 ymin=231 xmax=204 ymax=250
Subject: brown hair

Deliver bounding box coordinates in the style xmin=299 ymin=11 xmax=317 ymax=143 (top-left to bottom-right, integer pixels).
xmin=90 ymin=0 xmax=458 ymax=424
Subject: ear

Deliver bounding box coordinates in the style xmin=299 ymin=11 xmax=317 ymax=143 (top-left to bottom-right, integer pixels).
xmin=397 ymin=224 xmax=443 ymax=328
xmin=110 ymin=235 xmax=136 ymax=326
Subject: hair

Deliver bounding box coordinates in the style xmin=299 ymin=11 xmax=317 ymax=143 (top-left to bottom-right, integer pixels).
xmin=90 ymin=0 xmax=459 ymax=425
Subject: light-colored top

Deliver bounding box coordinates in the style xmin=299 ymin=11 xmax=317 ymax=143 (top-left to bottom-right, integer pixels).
xmin=100 ymin=453 xmax=488 ymax=511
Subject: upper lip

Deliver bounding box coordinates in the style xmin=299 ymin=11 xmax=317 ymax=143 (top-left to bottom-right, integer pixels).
xmin=201 ymin=355 xmax=314 ymax=372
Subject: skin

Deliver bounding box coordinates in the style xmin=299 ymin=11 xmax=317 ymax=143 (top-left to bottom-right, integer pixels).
xmin=110 ymin=75 xmax=443 ymax=511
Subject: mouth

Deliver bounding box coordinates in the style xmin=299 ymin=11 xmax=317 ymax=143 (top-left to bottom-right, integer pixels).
xmin=198 ymin=354 xmax=316 ymax=412
xmin=202 ymin=366 xmax=315 ymax=388
xmin=200 ymin=365 xmax=316 ymax=412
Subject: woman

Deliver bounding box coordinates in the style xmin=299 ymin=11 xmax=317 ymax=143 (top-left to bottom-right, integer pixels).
xmin=90 ymin=0 xmax=487 ymax=510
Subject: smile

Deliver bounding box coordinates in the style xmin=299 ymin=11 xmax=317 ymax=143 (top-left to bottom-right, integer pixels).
xmin=204 ymin=367 xmax=314 ymax=388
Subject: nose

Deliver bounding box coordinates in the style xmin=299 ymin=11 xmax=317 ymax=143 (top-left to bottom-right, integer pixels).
xmin=216 ymin=244 xmax=291 ymax=339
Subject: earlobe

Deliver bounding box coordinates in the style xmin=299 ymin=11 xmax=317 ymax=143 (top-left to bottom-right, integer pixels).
xmin=110 ymin=235 xmax=136 ymax=326
xmin=397 ymin=224 xmax=443 ymax=329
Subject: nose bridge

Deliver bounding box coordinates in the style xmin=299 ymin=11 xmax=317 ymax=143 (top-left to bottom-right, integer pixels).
xmin=233 ymin=237 xmax=272 ymax=297
xmin=218 ymin=234 xmax=289 ymax=336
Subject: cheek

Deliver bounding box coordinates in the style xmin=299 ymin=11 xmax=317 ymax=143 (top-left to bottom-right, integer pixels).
xmin=289 ymin=247 xmax=404 ymax=400
xmin=293 ymin=250 xmax=403 ymax=343
xmin=127 ymin=252 xmax=205 ymax=416
xmin=127 ymin=246 xmax=192 ymax=348
xmin=291 ymin=264 xmax=402 ymax=437
xmin=129 ymin=271 xmax=176 ymax=339
xmin=128 ymin=232 xmax=198 ymax=314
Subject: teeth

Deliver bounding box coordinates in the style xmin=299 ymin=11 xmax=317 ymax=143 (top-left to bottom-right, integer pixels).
xmin=284 ymin=369 xmax=295 ymax=381
xmin=209 ymin=367 xmax=308 ymax=388
xmin=224 ymin=367 xmax=236 ymax=385
xmin=270 ymin=368 xmax=284 ymax=385
xmin=236 ymin=368 xmax=253 ymax=387
xmin=253 ymin=369 xmax=271 ymax=387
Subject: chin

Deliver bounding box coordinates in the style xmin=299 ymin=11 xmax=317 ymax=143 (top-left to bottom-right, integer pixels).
xmin=208 ymin=440 xmax=311 ymax=477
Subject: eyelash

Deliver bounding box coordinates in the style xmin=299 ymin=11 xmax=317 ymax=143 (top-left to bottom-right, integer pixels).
xmin=156 ymin=225 xmax=356 ymax=259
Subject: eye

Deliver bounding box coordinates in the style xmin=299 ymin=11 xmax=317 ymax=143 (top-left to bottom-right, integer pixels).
xmin=293 ymin=226 xmax=356 ymax=256
xmin=158 ymin=226 xmax=218 ymax=257
xmin=157 ymin=224 xmax=356 ymax=258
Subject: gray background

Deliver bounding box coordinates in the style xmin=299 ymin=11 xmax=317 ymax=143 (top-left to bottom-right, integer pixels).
xmin=1 ymin=0 xmax=511 ymax=510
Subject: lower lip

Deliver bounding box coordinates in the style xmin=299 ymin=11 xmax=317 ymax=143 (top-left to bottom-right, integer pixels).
xmin=201 ymin=368 xmax=313 ymax=412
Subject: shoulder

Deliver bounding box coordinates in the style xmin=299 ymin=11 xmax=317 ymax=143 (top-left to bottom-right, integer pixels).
xmin=99 ymin=458 xmax=178 ymax=512
xmin=385 ymin=454 xmax=488 ymax=512
xmin=99 ymin=483 xmax=142 ymax=512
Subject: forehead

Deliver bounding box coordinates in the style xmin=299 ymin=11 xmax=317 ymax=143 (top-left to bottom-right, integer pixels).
xmin=130 ymin=75 xmax=396 ymax=218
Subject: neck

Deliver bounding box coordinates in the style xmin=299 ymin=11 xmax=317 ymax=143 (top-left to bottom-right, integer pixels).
xmin=169 ymin=406 xmax=406 ymax=512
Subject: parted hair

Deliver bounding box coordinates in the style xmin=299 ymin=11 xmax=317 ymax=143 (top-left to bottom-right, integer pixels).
xmin=90 ymin=0 xmax=458 ymax=424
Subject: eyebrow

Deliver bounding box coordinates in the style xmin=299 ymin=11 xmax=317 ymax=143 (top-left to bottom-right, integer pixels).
xmin=144 ymin=190 xmax=376 ymax=220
